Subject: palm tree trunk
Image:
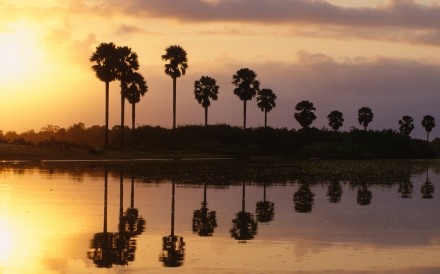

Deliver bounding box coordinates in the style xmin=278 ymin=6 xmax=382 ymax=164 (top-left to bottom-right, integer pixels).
xmin=204 ymin=106 xmax=208 ymax=127
xmin=105 ymin=81 xmax=109 ymax=148
xmin=173 ymin=77 xmax=177 ymax=129
xmin=132 ymin=103 xmax=136 ymax=133
xmin=264 ymin=110 xmax=268 ymax=128
xmin=120 ymin=86 xmax=125 ymax=148
xmin=243 ymin=100 xmax=247 ymax=129
xmin=427 ymin=132 xmax=430 ymax=142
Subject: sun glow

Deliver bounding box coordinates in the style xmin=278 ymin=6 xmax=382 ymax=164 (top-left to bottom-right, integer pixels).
xmin=0 ymin=22 xmax=46 ymax=85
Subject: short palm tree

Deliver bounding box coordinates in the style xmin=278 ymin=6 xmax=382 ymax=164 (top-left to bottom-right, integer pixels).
xmin=90 ymin=42 xmax=118 ymax=148
xmin=162 ymin=45 xmax=188 ymax=129
xmin=294 ymin=100 xmax=316 ymax=129
xmin=115 ymin=46 xmax=139 ymax=147
xmin=398 ymin=115 xmax=414 ymax=136
xmin=327 ymin=110 xmax=344 ymax=131
xmin=125 ymin=72 xmax=148 ymax=133
xmin=256 ymin=88 xmax=276 ymax=128
xmin=358 ymin=107 xmax=373 ymax=130
xmin=194 ymin=76 xmax=219 ymax=126
xmin=422 ymin=115 xmax=435 ymax=142
xmin=232 ymin=68 xmax=260 ymax=129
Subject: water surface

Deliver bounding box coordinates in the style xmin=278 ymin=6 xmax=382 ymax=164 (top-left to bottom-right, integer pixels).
xmin=0 ymin=159 xmax=439 ymax=273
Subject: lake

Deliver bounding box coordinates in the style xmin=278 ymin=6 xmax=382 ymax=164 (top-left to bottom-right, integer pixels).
xmin=0 ymin=159 xmax=439 ymax=273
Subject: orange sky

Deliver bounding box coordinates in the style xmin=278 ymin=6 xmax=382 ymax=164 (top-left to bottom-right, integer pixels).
xmin=1 ymin=0 xmax=440 ymax=138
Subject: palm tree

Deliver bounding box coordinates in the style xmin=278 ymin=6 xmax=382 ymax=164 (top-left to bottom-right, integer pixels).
xmin=125 ymin=72 xmax=148 ymax=133
xmin=421 ymin=115 xmax=435 ymax=142
xmin=162 ymin=45 xmax=188 ymax=129
xmin=327 ymin=110 xmax=344 ymax=131
xmin=256 ymin=88 xmax=277 ymax=128
xmin=293 ymin=183 xmax=315 ymax=213
xmin=115 ymin=46 xmax=139 ymax=147
xmin=294 ymin=100 xmax=316 ymax=129
xmin=90 ymin=42 xmax=118 ymax=148
xmin=327 ymin=180 xmax=343 ymax=203
xmin=358 ymin=107 xmax=373 ymax=130
xmin=421 ymin=166 xmax=434 ymax=199
xmin=192 ymin=183 xmax=217 ymax=236
xmin=256 ymin=181 xmax=275 ymax=223
xmin=194 ymin=76 xmax=219 ymax=126
xmin=398 ymin=115 xmax=414 ymax=136
xmin=357 ymin=183 xmax=372 ymax=206
xmin=232 ymin=68 xmax=260 ymax=129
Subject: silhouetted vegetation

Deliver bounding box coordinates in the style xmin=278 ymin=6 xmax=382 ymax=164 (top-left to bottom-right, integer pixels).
xmin=294 ymin=100 xmax=316 ymax=129
xmin=422 ymin=115 xmax=436 ymax=142
xmin=232 ymin=68 xmax=260 ymax=129
xmin=194 ymin=76 xmax=219 ymax=126
xmin=0 ymin=123 xmax=437 ymax=159
xmin=358 ymin=107 xmax=374 ymax=130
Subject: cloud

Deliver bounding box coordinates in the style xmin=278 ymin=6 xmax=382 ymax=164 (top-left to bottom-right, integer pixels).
xmin=105 ymin=0 xmax=440 ymax=29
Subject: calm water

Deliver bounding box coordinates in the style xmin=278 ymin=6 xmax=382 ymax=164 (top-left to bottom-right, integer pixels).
xmin=0 ymin=159 xmax=439 ymax=273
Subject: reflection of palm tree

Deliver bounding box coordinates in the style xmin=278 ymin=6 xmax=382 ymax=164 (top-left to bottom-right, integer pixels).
xmin=421 ymin=167 xmax=434 ymax=199
xmin=357 ymin=184 xmax=372 ymax=206
xmin=398 ymin=180 xmax=413 ymax=198
xmin=159 ymin=180 xmax=185 ymax=267
xmin=123 ymin=175 xmax=146 ymax=237
xmin=327 ymin=180 xmax=343 ymax=203
xmin=87 ymin=166 xmax=116 ymax=268
xmin=230 ymin=180 xmax=258 ymax=242
xmin=192 ymin=183 xmax=217 ymax=236
xmin=293 ymin=183 xmax=315 ymax=213
xmin=256 ymin=181 xmax=275 ymax=223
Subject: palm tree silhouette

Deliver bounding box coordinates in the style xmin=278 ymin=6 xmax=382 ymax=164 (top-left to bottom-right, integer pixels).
xmin=124 ymin=175 xmax=146 ymax=239
xmin=230 ymin=180 xmax=258 ymax=242
xmin=192 ymin=183 xmax=217 ymax=236
xmin=115 ymin=46 xmax=139 ymax=147
xmin=398 ymin=180 xmax=413 ymax=198
xmin=194 ymin=76 xmax=219 ymax=126
xmin=358 ymin=107 xmax=373 ymax=130
xmin=327 ymin=110 xmax=344 ymax=131
xmin=90 ymin=42 xmax=118 ymax=148
xmin=421 ymin=166 xmax=434 ymax=199
xmin=256 ymin=88 xmax=277 ymax=128
xmin=293 ymin=183 xmax=315 ymax=213
xmin=232 ymin=68 xmax=260 ymax=129
xmin=87 ymin=166 xmax=116 ymax=268
xmin=327 ymin=180 xmax=343 ymax=203
xmin=159 ymin=180 xmax=185 ymax=267
xmin=398 ymin=115 xmax=414 ymax=136
xmin=125 ymin=72 xmax=148 ymax=134
xmin=294 ymin=100 xmax=316 ymax=129
xmin=256 ymin=181 xmax=275 ymax=223
xmin=162 ymin=45 xmax=188 ymax=129
xmin=421 ymin=115 xmax=436 ymax=142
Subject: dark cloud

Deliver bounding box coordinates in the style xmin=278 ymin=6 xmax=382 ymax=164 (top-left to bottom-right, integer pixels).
xmin=106 ymin=0 xmax=440 ymax=29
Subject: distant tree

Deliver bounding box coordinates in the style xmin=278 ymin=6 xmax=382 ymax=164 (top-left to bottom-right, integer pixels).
xmin=90 ymin=42 xmax=118 ymax=148
xmin=327 ymin=110 xmax=344 ymax=131
xmin=162 ymin=45 xmax=188 ymax=129
xmin=232 ymin=68 xmax=260 ymax=129
xmin=422 ymin=115 xmax=436 ymax=142
xmin=358 ymin=107 xmax=373 ymax=130
xmin=125 ymin=72 xmax=148 ymax=133
xmin=256 ymin=88 xmax=277 ymax=128
xmin=398 ymin=115 xmax=414 ymax=136
xmin=115 ymin=46 xmax=139 ymax=147
xmin=294 ymin=100 xmax=316 ymax=129
xmin=194 ymin=76 xmax=219 ymax=126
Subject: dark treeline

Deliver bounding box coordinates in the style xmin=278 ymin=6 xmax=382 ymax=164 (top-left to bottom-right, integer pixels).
xmin=1 ymin=123 xmax=439 ymax=159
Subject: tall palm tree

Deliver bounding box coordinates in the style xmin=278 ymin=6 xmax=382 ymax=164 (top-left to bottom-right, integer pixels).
xmin=115 ymin=46 xmax=139 ymax=147
xmin=398 ymin=115 xmax=414 ymax=136
xmin=90 ymin=42 xmax=118 ymax=148
xmin=230 ymin=180 xmax=258 ymax=242
xmin=421 ymin=115 xmax=435 ymax=142
xmin=294 ymin=100 xmax=316 ymax=129
xmin=256 ymin=88 xmax=277 ymax=128
xmin=162 ymin=45 xmax=188 ymax=129
xmin=232 ymin=68 xmax=260 ymax=129
xmin=327 ymin=110 xmax=344 ymax=131
xmin=125 ymin=72 xmax=148 ymax=133
xmin=194 ymin=76 xmax=219 ymax=126
xmin=358 ymin=107 xmax=373 ymax=130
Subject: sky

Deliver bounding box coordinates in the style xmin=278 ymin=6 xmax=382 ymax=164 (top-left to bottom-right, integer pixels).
xmin=1 ymin=0 xmax=440 ymax=139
